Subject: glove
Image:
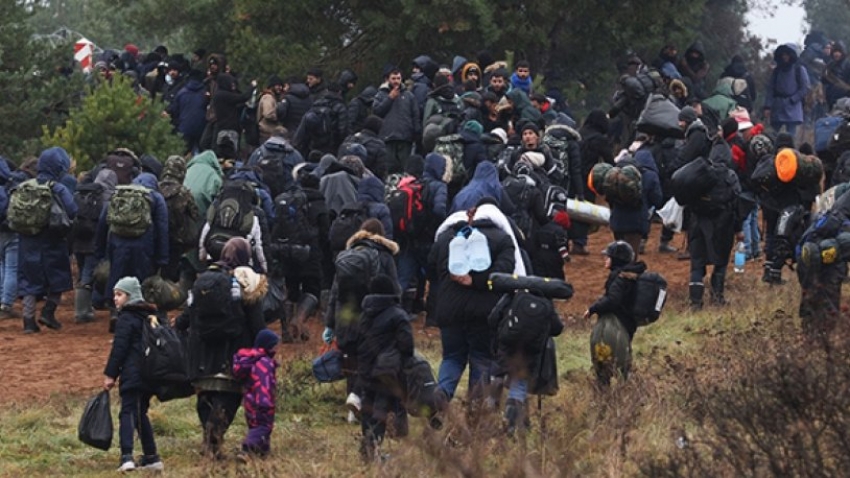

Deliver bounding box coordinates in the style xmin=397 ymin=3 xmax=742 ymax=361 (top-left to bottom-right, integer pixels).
xmin=322 ymin=327 xmax=334 ymax=344
xmin=553 ymin=210 xmax=571 ymax=230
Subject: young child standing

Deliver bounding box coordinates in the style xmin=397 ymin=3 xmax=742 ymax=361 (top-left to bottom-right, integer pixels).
xmin=583 ymin=241 xmax=646 ymax=385
xmin=232 ymin=328 xmax=280 ymax=460
xmin=102 ymin=276 xmax=163 ymax=472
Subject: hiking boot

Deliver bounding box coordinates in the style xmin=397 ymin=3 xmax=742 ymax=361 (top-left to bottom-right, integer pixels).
xmin=137 ymin=454 xmax=164 ymax=471
xmin=689 ymin=283 xmax=704 ymax=311
xmin=117 ymin=455 xmax=136 ymax=472
xmin=658 ymin=242 xmax=678 ymax=253
xmin=570 ymin=244 xmax=589 ymax=256
xmin=0 ymin=304 xmax=18 ymax=319
xmin=23 ymin=316 xmax=40 ymax=334
xmin=74 ymin=287 xmax=95 ymax=324
xmin=38 ymin=301 xmax=62 ymax=330
xmin=762 ymin=264 xmax=785 ymax=285
xmin=710 ymin=273 xmax=728 ymax=306
xmin=347 ymin=410 xmax=358 ymax=424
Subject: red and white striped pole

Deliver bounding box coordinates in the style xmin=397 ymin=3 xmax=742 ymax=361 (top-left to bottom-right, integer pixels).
xmin=74 ymin=38 xmax=93 ymax=73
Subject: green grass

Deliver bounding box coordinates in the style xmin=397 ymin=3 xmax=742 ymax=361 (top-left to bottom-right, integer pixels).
xmin=0 ymin=283 xmax=808 ymax=477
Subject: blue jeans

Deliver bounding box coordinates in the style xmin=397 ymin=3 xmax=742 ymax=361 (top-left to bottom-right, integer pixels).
xmin=0 ymin=232 xmax=19 ymax=306
xmin=507 ymin=378 xmax=527 ymax=403
xmin=742 ymin=206 xmax=761 ymax=258
xmin=437 ymin=322 xmax=493 ymax=400
xmin=396 ymin=243 xmax=429 ymax=291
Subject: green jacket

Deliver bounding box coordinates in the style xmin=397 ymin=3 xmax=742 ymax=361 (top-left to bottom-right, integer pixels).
xmin=702 ymin=81 xmax=738 ymax=120
xmin=183 ymin=150 xmax=223 ymax=218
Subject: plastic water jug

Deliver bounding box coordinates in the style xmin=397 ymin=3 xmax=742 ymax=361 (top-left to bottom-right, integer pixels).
xmin=467 ymin=228 xmax=491 ymax=271
xmin=733 ymin=241 xmax=746 ymax=273
xmin=448 ymin=229 xmax=471 ymax=275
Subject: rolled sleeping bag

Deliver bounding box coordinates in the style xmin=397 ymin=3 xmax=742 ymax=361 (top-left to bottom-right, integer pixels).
xmin=566 ymin=198 xmax=610 ymax=226
xmin=487 ymin=272 xmax=574 ymax=299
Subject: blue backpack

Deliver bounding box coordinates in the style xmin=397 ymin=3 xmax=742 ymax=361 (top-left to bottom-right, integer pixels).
xmin=815 ymin=116 xmax=843 ymax=153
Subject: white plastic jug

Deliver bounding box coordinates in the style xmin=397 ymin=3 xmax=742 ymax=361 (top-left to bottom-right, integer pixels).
xmin=467 ymin=228 xmax=491 ymax=271
xmin=448 ymin=230 xmax=471 ymax=275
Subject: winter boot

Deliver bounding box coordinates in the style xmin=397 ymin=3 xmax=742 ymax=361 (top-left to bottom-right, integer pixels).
xmin=689 ymin=282 xmax=704 ymax=311
xmin=280 ymin=301 xmax=296 ymax=343
xmin=292 ymin=293 xmax=318 ymax=342
xmin=74 ymin=287 xmax=95 ymax=324
xmin=23 ymin=315 xmax=40 ymax=334
xmin=762 ymin=262 xmax=784 ymax=285
xmin=710 ymin=272 xmax=728 ymax=306
xmin=38 ymin=300 xmax=62 ymax=330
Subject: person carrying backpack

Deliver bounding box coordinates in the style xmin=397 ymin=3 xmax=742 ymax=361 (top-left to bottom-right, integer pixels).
xmin=323 ymin=219 xmax=400 ymax=424
xmin=96 ymin=173 xmax=169 ymax=330
xmin=174 ymin=237 xmax=267 ymax=458
xmin=764 ymin=43 xmax=810 ymax=137
xmin=158 ymin=156 xmax=200 ymax=283
xmin=183 ymin=150 xmax=224 ymax=218
xmin=247 ymin=134 xmax=305 ymax=198
xmin=583 ymin=241 xmax=646 ymax=385
xmin=355 ymin=274 xmax=414 ymax=462
xmin=72 ymin=169 xmax=117 ymax=324
xmin=357 ymin=175 xmax=394 ymax=240
xmin=293 ymin=83 xmax=349 ymax=156
xmin=0 ymin=157 xmax=18 ymax=320
xmin=339 ymin=116 xmax=389 ymax=181
xmin=14 ymin=147 xmax=78 ymax=334
xmin=102 ymin=276 xmax=164 ymax=473
xmin=198 ymin=179 xmax=268 ymax=273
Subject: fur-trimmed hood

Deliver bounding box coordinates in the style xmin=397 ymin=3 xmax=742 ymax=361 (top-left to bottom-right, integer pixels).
xmin=346 ymin=230 xmax=399 ymax=255
xmin=233 ymin=266 xmax=269 ymax=304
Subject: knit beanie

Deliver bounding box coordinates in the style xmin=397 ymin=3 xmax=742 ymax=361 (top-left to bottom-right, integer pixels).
xmin=254 ymin=329 xmax=280 ymax=352
xmin=775 ymin=132 xmax=795 ymax=151
xmin=114 ymin=276 xmax=144 ymax=304
xmin=520 ymin=122 xmax=540 ymax=137
xmin=463 ymin=120 xmax=484 ymax=136
xmin=678 ymin=106 xmax=698 ymax=123
xmin=721 ymin=117 xmax=739 ymax=139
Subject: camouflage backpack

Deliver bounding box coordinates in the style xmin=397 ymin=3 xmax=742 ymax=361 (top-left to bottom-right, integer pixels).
xmin=107 ymin=185 xmax=153 ymax=238
xmin=434 ymin=134 xmax=466 ymax=183
xmin=7 ymin=179 xmax=53 ymax=236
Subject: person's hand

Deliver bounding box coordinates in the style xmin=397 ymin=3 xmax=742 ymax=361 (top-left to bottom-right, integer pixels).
xmin=103 ymin=376 xmax=116 ymax=391
xmin=450 ymin=274 xmax=473 ymax=286
xmin=322 ymin=327 xmax=334 ymax=344
xmin=583 ymin=309 xmax=591 ymax=320
xmin=735 ymin=231 xmax=745 ymax=242
xmin=389 ymin=86 xmax=400 ymax=100
xmin=250 ymin=79 xmax=258 ymax=89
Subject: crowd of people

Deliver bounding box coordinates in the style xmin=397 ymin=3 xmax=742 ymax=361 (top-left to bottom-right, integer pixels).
xmin=8 ymin=31 xmax=850 ymax=470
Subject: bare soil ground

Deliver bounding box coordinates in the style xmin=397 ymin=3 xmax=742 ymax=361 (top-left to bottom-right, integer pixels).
xmin=0 ymin=223 xmax=722 ymax=405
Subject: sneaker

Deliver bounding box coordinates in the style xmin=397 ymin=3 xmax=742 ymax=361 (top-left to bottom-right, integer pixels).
xmin=658 ymin=243 xmax=678 ymax=253
xmin=345 ymin=392 xmax=362 ymax=413
xmin=138 ymin=454 xmax=164 ymax=471
xmin=117 ymin=455 xmax=136 ymax=472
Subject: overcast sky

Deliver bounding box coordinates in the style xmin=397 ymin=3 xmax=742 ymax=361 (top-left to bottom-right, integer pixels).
xmin=746 ymin=0 xmax=808 ymax=46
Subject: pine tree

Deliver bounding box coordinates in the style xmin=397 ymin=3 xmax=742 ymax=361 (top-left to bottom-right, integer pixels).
xmin=42 ymin=76 xmax=186 ymax=171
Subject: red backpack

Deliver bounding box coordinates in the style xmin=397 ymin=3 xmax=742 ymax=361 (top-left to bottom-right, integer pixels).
xmin=387 ymin=176 xmax=431 ymax=238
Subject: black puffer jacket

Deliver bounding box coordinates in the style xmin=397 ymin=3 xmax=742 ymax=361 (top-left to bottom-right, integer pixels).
xmin=103 ymin=301 xmax=158 ymax=393
xmin=339 ymin=130 xmax=388 ymax=180
xmin=428 ymin=218 xmax=516 ymax=327
xmin=347 ymin=86 xmax=377 ymax=133
xmin=588 ymin=261 xmax=647 ymax=338
xmin=277 ymin=83 xmax=313 ymax=135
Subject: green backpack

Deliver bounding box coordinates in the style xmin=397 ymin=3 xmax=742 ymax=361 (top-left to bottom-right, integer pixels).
xmin=107 ymin=185 xmax=153 ymax=238
xmin=434 ymin=134 xmax=467 ymax=183
xmin=7 ymin=179 xmax=53 ymax=236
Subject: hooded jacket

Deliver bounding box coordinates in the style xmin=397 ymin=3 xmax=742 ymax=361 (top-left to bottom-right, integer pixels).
xmin=104 ymin=301 xmax=159 ymax=393
xmin=183 ymin=151 xmax=223 ymax=218
xmin=17 ymin=147 xmax=78 ymax=297
xmin=211 ymin=74 xmax=252 ymax=132
xmin=232 ymin=347 xmax=278 ymax=412
xmin=702 ymin=80 xmax=739 ymax=121
xmin=765 ymin=43 xmax=810 ymax=123
xmin=167 ymin=78 xmax=207 ymax=140
xmin=356 ymin=292 xmax=414 ymax=394
xmin=720 ymin=55 xmax=757 ymax=110
xmin=588 ymin=261 xmax=648 ymax=338
xmin=324 ymin=230 xmax=400 ymax=352
xmin=357 ymin=176 xmax=394 ymax=239
xmin=506 ymin=89 xmax=542 ymax=125
xmin=347 ymin=85 xmax=377 ymax=133
xmin=678 ymin=41 xmax=710 ymax=98
xmin=421 ymin=153 xmax=450 ymax=234
xmin=451 ymin=161 xmax=503 ymax=213
xmin=824 ymin=41 xmax=850 ymax=108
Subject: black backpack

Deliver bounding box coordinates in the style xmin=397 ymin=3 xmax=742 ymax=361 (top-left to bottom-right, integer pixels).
xmin=502 ymin=175 xmax=535 ymax=238
xmin=402 ymin=354 xmax=439 ymax=417
xmin=496 ymin=291 xmax=555 ymax=355
xmin=71 ymin=182 xmax=105 ymax=241
xmin=304 ymin=103 xmax=333 ymax=138
xmin=256 ymin=151 xmax=287 ymax=199
xmin=190 ymin=267 xmax=240 ymax=342
xmin=204 ymin=180 xmax=257 ymax=261
xmin=631 ymin=271 xmax=668 ymax=326
xmin=328 ymin=202 xmax=368 ymax=251
xmin=334 ymin=243 xmax=382 ymax=303
xmin=140 ymin=315 xmax=189 ymax=384
xmin=272 ymin=187 xmax=315 ymax=245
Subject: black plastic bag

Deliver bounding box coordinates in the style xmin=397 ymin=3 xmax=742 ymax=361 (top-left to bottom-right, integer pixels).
xmin=262 ymin=278 xmax=287 ymax=324
xmin=78 ymin=390 xmax=113 ymax=451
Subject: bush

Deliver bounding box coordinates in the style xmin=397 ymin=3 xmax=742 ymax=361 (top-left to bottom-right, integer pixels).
xmin=41 ymin=75 xmax=186 ymax=171
xmin=643 ymin=312 xmax=850 ymax=477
